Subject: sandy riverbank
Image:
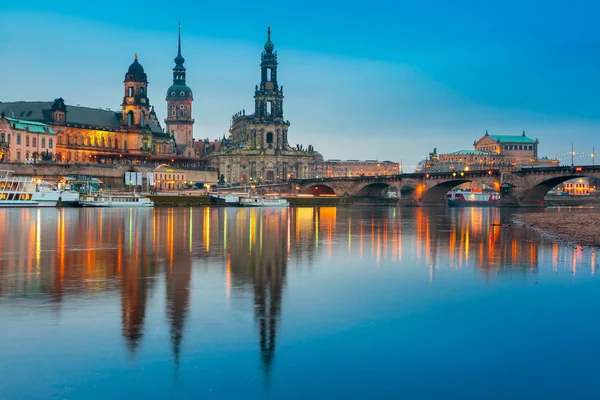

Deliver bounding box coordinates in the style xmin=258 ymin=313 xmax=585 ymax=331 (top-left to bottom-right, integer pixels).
xmin=514 ymin=211 xmax=600 ymax=247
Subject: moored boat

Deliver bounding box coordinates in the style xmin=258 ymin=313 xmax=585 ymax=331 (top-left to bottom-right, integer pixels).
xmin=79 ymin=192 xmax=154 ymax=208
xmin=0 ymin=170 xmax=80 ymax=208
xmin=446 ymin=189 xmax=499 ymax=207
xmin=239 ymin=196 xmax=289 ymax=207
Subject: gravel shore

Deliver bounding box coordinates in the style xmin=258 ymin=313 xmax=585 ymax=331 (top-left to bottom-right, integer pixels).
xmin=514 ymin=211 xmax=600 ymax=247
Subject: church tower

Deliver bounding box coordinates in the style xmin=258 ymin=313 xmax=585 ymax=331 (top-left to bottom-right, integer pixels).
xmin=122 ymin=54 xmax=151 ymax=129
xmin=253 ymin=25 xmax=289 ymax=150
xmin=165 ymin=24 xmax=194 ymax=157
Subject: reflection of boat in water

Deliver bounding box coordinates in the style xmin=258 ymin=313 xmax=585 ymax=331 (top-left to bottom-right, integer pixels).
xmin=446 ymin=189 xmax=499 ymax=207
xmin=80 ymin=192 xmax=154 ymax=207
xmin=0 ymin=170 xmax=80 ymax=207
xmin=240 ymin=196 xmax=289 ymax=207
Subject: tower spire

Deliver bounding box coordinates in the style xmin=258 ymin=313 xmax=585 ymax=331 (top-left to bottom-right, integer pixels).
xmin=264 ymin=23 xmax=274 ymax=54
xmin=178 ymin=21 xmax=182 ymax=58
xmin=174 ymin=22 xmax=185 ymax=68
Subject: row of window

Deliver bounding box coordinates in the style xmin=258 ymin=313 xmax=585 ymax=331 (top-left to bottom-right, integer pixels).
xmin=62 ymin=135 xmax=123 ymax=149
xmin=127 ymin=86 xmax=145 ymax=97
xmin=155 ymin=173 xmax=185 ymax=181
xmin=504 ymin=145 xmax=533 ymax=151
xmin=564 ymin=183 xmax=588 ymax=188
xmin=3 ymin=149 xmax=52 ymax=162
xmin=0 ymin=132 xmax=53 ymax=148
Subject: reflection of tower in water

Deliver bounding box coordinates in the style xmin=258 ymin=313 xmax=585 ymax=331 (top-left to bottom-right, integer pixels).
xmin=165 ymin=250 xmax=192 ymax=369
xmin=229 ymin=208 xmax=289 ymax=379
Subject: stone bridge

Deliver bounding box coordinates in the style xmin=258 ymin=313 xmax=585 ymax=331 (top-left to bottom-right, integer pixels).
xmin=284 ymin=166 xmax=600 ymax=206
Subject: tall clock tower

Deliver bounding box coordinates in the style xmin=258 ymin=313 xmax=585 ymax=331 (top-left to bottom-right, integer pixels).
xmin=165 ymin=24 xmax=195 ymax=157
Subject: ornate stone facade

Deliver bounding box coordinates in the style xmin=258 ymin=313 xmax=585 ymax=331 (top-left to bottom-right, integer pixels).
xmin=213 ymin=26 xmax=317 ymax=184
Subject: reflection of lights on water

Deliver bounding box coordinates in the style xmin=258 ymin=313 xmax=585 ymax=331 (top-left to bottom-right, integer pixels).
xmin=223 ymin=208 xmax=227 ymax=251
xmin=190 ymin=207 xmax=193 ymax=254
xmin=204 ymin=207 xmax=210 ymax=252
xmin=128 ymin=209 xmax=133 ymax=255
xmin=35 ymin=209 xmax=41 ymax=273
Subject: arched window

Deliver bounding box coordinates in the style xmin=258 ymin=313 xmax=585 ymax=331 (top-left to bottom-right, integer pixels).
xmin=127 ymin=111 xmax=134 ymax=126
xmin=41 ymin=138 xmax=46 ymax=148
xmin=266 ymin=132 xmax=273 ymax=144
xmin=26 ymin=136 xmax=30 ymax=147
xmin=16 ymin=150 xmax=21 ymax=161
xmin=49 ymin=139 xmax=53 ymax=149
xmin=114 ymin=138 xmax=119 ymax=149
xmin=0 ymin=133 xmax=5 ymax=142
xmin=140 ymin=113 xmax=145 ymax=126
xmin=128 ymin=87 xmax=134 ymax=97
xmin=17 ymin=134 xmax=21 ymax=145
xmin=32 ymin=137 xmax=37 ymax=147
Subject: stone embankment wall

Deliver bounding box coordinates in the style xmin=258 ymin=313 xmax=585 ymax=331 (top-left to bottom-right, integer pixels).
xmin=1 ymin=164 xmax=217 ymax=188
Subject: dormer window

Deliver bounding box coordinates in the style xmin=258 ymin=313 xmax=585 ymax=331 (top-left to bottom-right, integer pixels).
xmin=171 ymin=91 xmax=176 ymax=96
xmin=180 ymin=91 xmax=185 ymax=96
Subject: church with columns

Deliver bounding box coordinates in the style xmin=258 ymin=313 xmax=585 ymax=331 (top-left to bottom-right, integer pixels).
xmin=212 ymin=26 xmax=318 ymax=184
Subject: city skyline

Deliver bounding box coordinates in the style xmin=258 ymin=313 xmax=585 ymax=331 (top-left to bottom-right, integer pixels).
xmin=2 ymin=1 xmax=600 ymax=167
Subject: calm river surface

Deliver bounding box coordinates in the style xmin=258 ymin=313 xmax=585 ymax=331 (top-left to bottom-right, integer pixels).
xmin=0 ymin=207 xmax=599 ymax=399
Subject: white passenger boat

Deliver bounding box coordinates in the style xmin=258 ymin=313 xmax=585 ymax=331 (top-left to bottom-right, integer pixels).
xmin=0 ymin=170 xmax=80 ymax=207
xmin=239 ymin=196 xmax=289 ymax=207
xmin=446 ymin=189 xmax=500 ymax=207
xmin=79 ymin=192 xmax=154 ymax=207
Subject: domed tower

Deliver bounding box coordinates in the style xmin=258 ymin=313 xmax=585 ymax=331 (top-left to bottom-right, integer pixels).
xmin=253 ymin=25 xmax=289 ymax=149
xmin=122 ymin=54 xmax=151 ymax=128
xmin=165 ymin=24 xmax=194 ymax=156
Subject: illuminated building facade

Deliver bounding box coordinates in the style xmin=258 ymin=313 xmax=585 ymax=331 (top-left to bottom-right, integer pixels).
xmin=314 ymin=159 xmax=400 ymax=178
xmin=0 ymin=112 xmax=57 ymax=162
xmin=213 ymin=26 xmax=317 ymax=184
xmin=0 ymin=28 xmax=206 ymax=167
xmin=558 ymin=178 xmax=593 ymax=195
xmin=420 ymin=132 xmax=558 ymax=172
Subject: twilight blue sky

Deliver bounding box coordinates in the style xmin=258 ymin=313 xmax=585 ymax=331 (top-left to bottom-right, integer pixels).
xmin=1 ymin=0 xmax=599 ymax=168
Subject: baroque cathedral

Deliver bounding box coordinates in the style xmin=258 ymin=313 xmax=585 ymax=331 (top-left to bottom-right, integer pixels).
xmin=212 ymin=26 xmax=318 ymax=184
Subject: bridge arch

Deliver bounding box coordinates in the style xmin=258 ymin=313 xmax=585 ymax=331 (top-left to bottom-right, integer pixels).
xmin=520 ymin=175 xmax=586 ymax=205
xmin=356 ymin=182 xmax=391 ymax=197
xmin=302 ymin=184 xmax=336 ymax=196
xmin=421 ymin=180 xmax=472 ymax=204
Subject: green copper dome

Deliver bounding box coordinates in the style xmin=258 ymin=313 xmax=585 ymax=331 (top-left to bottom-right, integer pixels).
xmin=264 ymin=25 xmax=274 ymax=54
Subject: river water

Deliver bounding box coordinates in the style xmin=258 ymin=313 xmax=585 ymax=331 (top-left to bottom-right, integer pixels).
xmin=0 ymin=207 xmax=599 ymax=399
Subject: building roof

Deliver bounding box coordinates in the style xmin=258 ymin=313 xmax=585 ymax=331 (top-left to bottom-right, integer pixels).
xmin=487 ymin=134 xmax=537 ymax=144
xmin=3 ymin=117 xmax=56 ymax=134
xmin=446 ymin=150 xmax=498 ymax=155
xmin=0 ymin=101 xmax=164 ymax=135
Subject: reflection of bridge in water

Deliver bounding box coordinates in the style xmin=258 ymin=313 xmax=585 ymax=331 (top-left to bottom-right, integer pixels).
xmin=287 ymin=166 xmax=600 ymax=206
xmin=0 ymin=207 xmax=597 ymax=378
